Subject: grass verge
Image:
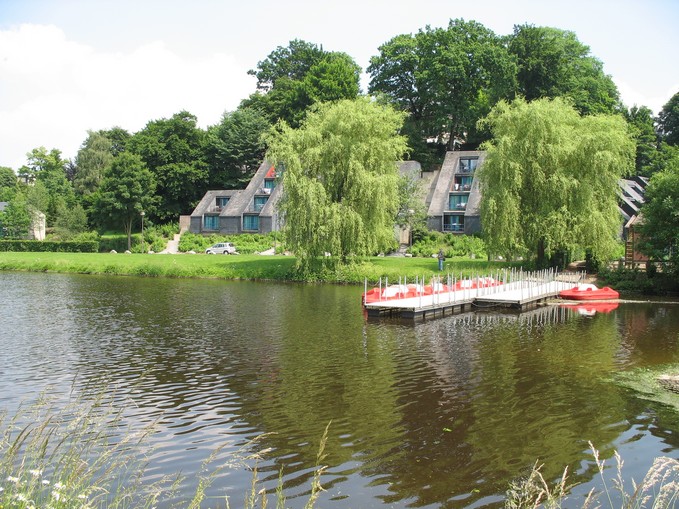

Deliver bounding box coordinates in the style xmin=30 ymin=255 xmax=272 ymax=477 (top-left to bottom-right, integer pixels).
xmin=0 ymin=252 xmax=517 ymax=285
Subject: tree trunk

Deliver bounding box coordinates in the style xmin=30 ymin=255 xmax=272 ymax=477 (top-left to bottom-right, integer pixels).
xmin=125 ymin=219 xmax=132 ymax=251
xmin=537 ymin=238 xmax=546 ymax=269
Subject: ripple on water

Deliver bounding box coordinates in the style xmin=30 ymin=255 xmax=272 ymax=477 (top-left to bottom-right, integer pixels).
xmin=2 ymin=273 xmax=679 ymax=509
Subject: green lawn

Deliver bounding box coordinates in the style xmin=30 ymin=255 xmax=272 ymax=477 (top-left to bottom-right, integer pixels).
xmin=0 ymin=251 xmax=519 ymax=285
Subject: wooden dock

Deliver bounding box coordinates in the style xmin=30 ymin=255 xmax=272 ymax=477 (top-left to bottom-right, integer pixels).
xmin=363 ymin=270 xmax=582 ymax=320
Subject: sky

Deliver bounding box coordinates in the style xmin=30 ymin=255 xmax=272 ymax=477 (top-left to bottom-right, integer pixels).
xmin=1 ymin=0 xmax=678 ymax=170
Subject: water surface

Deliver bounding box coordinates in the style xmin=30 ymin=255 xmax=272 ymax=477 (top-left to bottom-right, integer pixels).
xmin=1 ymin=272 xmax=679 ymax=508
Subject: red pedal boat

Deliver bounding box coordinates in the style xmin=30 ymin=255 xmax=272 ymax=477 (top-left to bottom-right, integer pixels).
xmin=560 ymin=302 xmax=619 ymax=315
xmin=559 ymin=284 xmax=619 ymax=301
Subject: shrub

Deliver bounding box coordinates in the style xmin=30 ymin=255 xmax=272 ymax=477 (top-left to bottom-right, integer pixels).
xmin=179 ymin=232 xmax=285 ymax=254
xmin=0 ymin=240 xmax=98 ymax=253
xmin=409 ymin=232 xmax=486 ymax=258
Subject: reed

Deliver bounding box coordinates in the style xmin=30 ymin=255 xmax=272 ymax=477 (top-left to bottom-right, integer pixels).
xmin=505 ymin=442 xmax=679 ymax=509
xmin=0 ymin=392 xmax=180 ymax=509
xmin=0 ymin=394 xmax=330 ymax=509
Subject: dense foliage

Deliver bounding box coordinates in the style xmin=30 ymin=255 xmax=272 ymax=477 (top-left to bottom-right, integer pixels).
xmin=368 ymin=19 xmax=516 ymax=163
xmin=91 ymin=152 xmax=157 ymax=250
xmin=0 ymin=239 xmax=98 ymax=252
xmin=179 ymin=232 xmax=282 ymax=254
xmin=0 ymin=22 xmax=676 ymax=272
xmin=508 ymin=24 xmax=620 ymax=115
xmin=409 ymin=231 xmax=486 ymax=259
xmin=478 ymin=97 xmax=634 ymax=267
xmin=638 ymin=152 xmax=679 ymax=275
xmin=657 ymin=91 xmax=679 ymax=146
xmin=265 ymin=98 xmax=408 ymax=268
xmin=243 ymin=39 xmax=361 ymax=128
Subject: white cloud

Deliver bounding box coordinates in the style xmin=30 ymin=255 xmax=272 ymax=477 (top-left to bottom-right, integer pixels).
xmin=0 ymin=24 xmax=255 ymax=169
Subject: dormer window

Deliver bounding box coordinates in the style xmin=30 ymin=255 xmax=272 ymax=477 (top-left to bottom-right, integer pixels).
xmin=459 ymin=157 xmax=478 ymax=173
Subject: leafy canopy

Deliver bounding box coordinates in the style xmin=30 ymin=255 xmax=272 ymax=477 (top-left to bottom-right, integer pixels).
xmin=508 ymin=24 xmax=620 ymax=115
xmin=265 ymin=98 xmax=408 ymax=268
xmin=127 ymin=111 xmax=208 ymax=222
xmin=478 ymin=97 xmax=634 ymax=266
xmin=657 ymin=91 xmax=679 ymax=146
xmin=244 ymin=40 xmax=361 ymax=128
xmin=368 ymin=19 xmax=517 ymax=158
xmin=638 ymin=152 xmax=679 ymax=271
xmin=205 ymin=107 xmax=272 ymax=189
xmin=92 ymin=152 xmax=157 ymax=250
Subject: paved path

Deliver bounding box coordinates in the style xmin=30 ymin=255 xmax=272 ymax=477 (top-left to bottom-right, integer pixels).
xmin=160 ymin=233 xmax=181 ymax=254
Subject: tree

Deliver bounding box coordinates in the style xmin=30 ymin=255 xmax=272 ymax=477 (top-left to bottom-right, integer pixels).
xmin=20 ymin=147 xmax=74 ymax=225
xmin=0 ymin=167 xmax=17 ymax=190
xmin=624 ymin=105 xmax=659 ymax=176
xmin=638 ymin=152 xmax=679 ymax=272
xmin=92 ymin=152 xmax=157 ymax=250
xmin=302 ymin=52 xmax=361 ymax=103
xmin=244 ymin=44 xmax=361 ymax=128
xmin=73 ymin=131 xmax=114 ymax=197
xmin=508 ymin=24 xmax=620 ymax=115
xmin=249 ymin=39 xmax=326 ymax=92
xmin=478 ymin=97 xmax=634 ymax=267
xmin=265 ymin=98 xmax=408 ymax=268
xmin=0 ymin=194 xmax=31 ymax=239
xmin=127 ymin=111 xmax=208 ymax=222
xmin=53 ymin=202 xmax=88 ymax=240
xmin=368 ymin=19 xmax=517 ymax=161
xmin=205 ymin=107 xmax=272 ymax=188
xmin=0 ymin=167 xmax=18 ymax=201
xmin=657 ymin=91 xmax=679 ymax=146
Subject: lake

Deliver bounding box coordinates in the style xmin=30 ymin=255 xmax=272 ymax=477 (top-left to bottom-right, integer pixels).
xmin=1 ymin=271 xmax=679 ymax=508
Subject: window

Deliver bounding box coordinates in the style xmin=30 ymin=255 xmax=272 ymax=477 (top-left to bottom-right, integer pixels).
xmin=203 ymin=215 xmax=219 ymax=230
xmin=254 ymin=195 xmax=268 ymax=211
xmin=216 ymin=196 xmax=230 ymax=208
xmin=459 ymin=157 xmax=478 ymax=173
xmin=264 ymin=178 xmax=275 ymax=189
xmin=448 ymin=194 xmax=467 ymax=210
xmin=243 ymin=214 xmax=259 ymax=231
xmin=453 ymin=176 xmax=473 ymax=191
xmin=443 ymin=214 xmax=464 ymax=233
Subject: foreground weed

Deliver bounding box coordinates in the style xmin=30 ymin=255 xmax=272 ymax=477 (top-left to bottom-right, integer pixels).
xmin=505 ymin=443 xmax=679 ymax=509
xmin=0 ymin=392 xmax=179 ymax=509
xmin=0 ymin=394 xmax=333 ymax=509
xmin=589 ymin=441 xmax=679 ymax=509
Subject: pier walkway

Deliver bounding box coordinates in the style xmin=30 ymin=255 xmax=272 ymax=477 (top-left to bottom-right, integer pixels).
xmin=363 ymin=269 xmax=583 ymax=320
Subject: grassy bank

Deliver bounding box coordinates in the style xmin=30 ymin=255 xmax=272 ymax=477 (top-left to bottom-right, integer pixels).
xmin=0 ymin=252 xmax=517 ymax=284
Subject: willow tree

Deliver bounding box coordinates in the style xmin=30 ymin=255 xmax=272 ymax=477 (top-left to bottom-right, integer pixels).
xmin=265 ymin=97 xmax=408 ymax=268
xmin=478 ymin=97 xmax=634 ymax=267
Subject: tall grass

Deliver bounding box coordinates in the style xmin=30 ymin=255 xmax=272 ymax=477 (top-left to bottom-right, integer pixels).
xmin=505 ymin=442 xmax=679 ymax=509
xmin=0 ymin=392 xmax=179 ymax=509
xmin=0 ymin=394 xmax=330 ymax=509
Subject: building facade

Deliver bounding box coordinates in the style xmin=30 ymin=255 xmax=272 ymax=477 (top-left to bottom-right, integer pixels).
xmin=189 ymin=161 xmax=282 ymax=235
xmin=191 ymin=151 xmax=641 ymax=242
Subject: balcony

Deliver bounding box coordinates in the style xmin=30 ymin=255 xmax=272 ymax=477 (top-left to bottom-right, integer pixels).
xmin=443 ymin=223 xmax=464 ymax=233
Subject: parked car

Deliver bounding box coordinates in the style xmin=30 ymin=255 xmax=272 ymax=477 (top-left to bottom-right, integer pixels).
xmin=205 ymin=242 xmax=236 ymax=254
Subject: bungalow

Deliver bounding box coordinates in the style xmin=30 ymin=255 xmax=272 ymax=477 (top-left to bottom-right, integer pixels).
xmin=190 ymin=151 xmax=644 ymax=244
xmin=424 ymin=151 xmax=484 ymax=235
xmin=189 ymin=161 xmax=282 ymax=235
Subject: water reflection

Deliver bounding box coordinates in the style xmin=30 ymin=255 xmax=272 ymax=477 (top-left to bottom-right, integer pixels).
xmin=1 ymin=272 xmax=679 ymax=508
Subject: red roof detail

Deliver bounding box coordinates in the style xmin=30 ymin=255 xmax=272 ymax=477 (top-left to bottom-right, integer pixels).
xmin=265 ymin=166 xmax=276 ymax=178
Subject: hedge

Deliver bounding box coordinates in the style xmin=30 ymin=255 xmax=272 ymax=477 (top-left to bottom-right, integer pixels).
xmin=0 ymin=240 xmax=99 ymax=253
